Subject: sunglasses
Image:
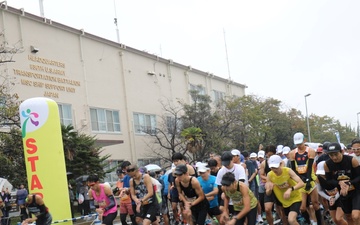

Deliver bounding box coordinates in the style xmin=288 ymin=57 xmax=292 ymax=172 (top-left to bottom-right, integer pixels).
xmin=126 ymin=168 xmax=136 ymax=173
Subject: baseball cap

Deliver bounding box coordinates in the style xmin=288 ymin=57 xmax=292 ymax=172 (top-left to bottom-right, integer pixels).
xmin=327 ymin=143 xmax=341 ymax=153
xmin=293 ymin=132 xmax=304 ymax=145
xmin=268 ymin=155 xmax=282 ymax=168
xmin=250 ymin=152 xmax=257 ymax=158
xmin=198 ymin=166 xmax=209 ymax=173
xmin=221 ymin=172 xmax=235 ymax=186
xmin=323 ymin=142 xmax=331 ymax=152
xmin=257 ymin=150 xmax=265 ymax=158
xmin=174 ymin=164 xmax=187 ymax=175
xmin=231 ymin=149 xmax=241 ymax=156
xmin=316 ymin=161 xmax=326 ymax=175
xmin=221 ymin=151 xmax=233 ymax=166
xmin=282 ymin=146 xmax=291 ymax=154
xmin=276 ymin=145 xmax=283 ymax=154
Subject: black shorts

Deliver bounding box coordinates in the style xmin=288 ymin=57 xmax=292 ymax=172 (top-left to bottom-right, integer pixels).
xmin=102 ymin=211 xmax=118 ymax=225
xmin=208 ymin=206 xmax=222 ymax=217
xmin=283 ymin=202 xmax=301 ymax=216
xmin=171 ymin=196 xmax=180 ymax=202
xmin=264 ymin=192 xmax=282 ymax=206
xmin=328 ymin=198 xmax=341 ymax=211
xmin=191 ymin=200 xmax=209 ymax=225
xmin=339 ymin=189 xmax=360 ymax=214
xmin=133 ymin=202 xmax=160 ymax=222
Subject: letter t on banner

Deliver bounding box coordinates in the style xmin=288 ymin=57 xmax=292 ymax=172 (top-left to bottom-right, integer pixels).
xmin=20 ymin=97 xmax=72 ymax=225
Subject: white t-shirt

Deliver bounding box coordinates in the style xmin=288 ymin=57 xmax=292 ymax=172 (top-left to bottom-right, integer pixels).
xmin=215 ymin=163 xmax=247 ymax=186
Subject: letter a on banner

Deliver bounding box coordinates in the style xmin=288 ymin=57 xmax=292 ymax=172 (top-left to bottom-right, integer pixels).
xmin=20 ymin=97 xmax=72 ymax=225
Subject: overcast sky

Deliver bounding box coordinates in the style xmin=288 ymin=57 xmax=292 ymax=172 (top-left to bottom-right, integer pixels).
xmin=6 ymin=0 xmax=360 ymax=137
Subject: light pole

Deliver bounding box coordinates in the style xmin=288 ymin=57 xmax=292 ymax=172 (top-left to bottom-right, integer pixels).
xmin=357 ymin=112 xmax=360 ymax=138
xmin=305 ymin=93 xmax=311 ymax=142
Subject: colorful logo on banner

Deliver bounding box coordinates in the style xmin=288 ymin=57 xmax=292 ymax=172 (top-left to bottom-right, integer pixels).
xmin=20 ymin=97 xmax=72 ymax=224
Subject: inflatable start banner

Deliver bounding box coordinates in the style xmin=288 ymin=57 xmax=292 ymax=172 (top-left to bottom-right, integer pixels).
xmin=19 ymin=97 xmax=72 ymax=224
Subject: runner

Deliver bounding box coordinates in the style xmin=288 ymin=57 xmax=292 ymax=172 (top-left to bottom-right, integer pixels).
xmin=128 ymin=165 xmax=160 ymax=225
xmin=175 ymin=164 xmax=209 ymax=225
xmin=351 ymin=139 xmax=360 ymax=163
xmin=87 ymin=175 xmax=118 ymax=225
xmin=316 ymin=161 xmax=346 ymax=225
xmin=220 ymin=172 xmax=258 ymax=225
xmin=266 ymin=155 xmax=304 ymax=225
xmin=21 ymin=194 xmax=52 ymax=225
xmin=324 ymin=142 xmax=360 ymax=225
xmin=197 ymin=166 xmax=222 ymax=222
xmin=259 ymin=145 xmax=285 ymax=225
xmin=289 ymin=132 xmax=322 ymax=225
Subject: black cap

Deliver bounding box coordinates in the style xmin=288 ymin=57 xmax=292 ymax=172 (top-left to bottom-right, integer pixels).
xmin=221 ymin=172 xmax=235 ymax=186
xmin=174 ymin=164 xmax=187 ymax=175
xmin=221 ymin=151 xmax=233 ymax=166
xmin=207 ymin=159 xmax=218 ymax=167
xmin=327 ymin=142 xmax=341 ymax=153
xmin=322 ymin=142 xmax=331 ymax=152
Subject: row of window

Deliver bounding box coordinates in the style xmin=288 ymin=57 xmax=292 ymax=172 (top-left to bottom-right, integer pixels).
xmin=58 ymin=103 xmax=158 ymax=134
xmin=58 ymin=88 xmax=225 ymax=134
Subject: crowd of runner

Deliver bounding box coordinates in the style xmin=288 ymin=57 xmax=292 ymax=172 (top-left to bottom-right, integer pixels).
xmin=82 ymin=132 xmax=360 ymax=225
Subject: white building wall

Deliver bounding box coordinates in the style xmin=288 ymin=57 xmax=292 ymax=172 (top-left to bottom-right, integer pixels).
xmin=0 ymin=5 xmax=247 ymax=165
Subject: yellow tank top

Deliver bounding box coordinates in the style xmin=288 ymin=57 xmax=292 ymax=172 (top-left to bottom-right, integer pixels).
xmin=268 ymin=167 xmax=302 ymax=208
xmin=224 ymin=182 xmax=257 ymax=211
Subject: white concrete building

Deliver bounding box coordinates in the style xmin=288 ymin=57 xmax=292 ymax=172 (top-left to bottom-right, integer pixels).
xmin=0 ymin=3 xmax=246 ymax=181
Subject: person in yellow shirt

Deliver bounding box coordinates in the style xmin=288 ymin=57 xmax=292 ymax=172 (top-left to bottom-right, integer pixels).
xmin=266 ymin=155 xmax=304 ymax=225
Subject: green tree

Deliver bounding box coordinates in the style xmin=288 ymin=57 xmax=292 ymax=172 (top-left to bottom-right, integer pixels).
xmin=62 ymin=124 xmax=111 ymax=179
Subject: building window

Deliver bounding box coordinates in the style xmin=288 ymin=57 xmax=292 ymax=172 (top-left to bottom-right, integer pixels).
xmin=103 ymin=160 xmax=123 ymax=185
xmin=90 ymin=108 xmax=121 ymax=133
xmin=166 ymin=116 xmax=182 ymax=135
xmin=137 ymin=158 xmax=161 ymax=168
xmin=58 ymin=103 xmax=73 ymax=126
xmin=213 ymin=90 xmax=225 ymax=104
xmin=133 ymin=113 xmax=156 ymax=134
xmin=189 ymin=84 xmax=205 ymax=95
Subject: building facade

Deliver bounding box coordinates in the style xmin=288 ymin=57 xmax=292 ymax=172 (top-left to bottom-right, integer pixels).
xmin=0 ymin=4 xmax=246 ymax=181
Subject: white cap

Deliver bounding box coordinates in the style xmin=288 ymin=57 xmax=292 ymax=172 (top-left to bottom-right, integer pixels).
xmin=250 ymin=152 xmax=257 ymax=158
xmin=197 ymin=166 xmax=210 ymax=173
xmin=316 ymin=161 xmax=326 ymax=175
xmin=282 ymin=146 xmax=291 ymax=154
xmin=258 ymin=150 xmax=265 ymax=158
xmin=276 ymin=145 xmax=284 ymax=154
xmin=231 ymin=149 xmax=241 ymax=156
xmin=268 ymin=155 xmax=282 ymax=168
xmin=195 ymin=162 xmax=207 ymax=168
xmin=293 ymin=132 xmax=304 ymax=145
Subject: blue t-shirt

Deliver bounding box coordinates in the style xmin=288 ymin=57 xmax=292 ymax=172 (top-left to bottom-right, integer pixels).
xmin=197 ymin=175 xmax=218 ymax=208
xmin=160 ymin=174 xmax=169 ymax=195
xmin=123 ymin=174 xmax=131 ymax=188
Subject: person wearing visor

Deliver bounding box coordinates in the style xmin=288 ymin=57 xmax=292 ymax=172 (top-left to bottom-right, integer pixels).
xmin=197 ymin=166 xmax=222 ymax=222
xmin=21 ymin=194 xmax=52 ymax=225
xmin=266 ymin=155 xmax=304 ymax=225
xmin=175 ymin=164 xmax=209 ymax=225
xmin=220 ymin=172 xmax=258 ymax=225
xmin=324 ymin=142 xmax=360 ymax=225
xmin=87 ymin=175 xmax=118 ymax=225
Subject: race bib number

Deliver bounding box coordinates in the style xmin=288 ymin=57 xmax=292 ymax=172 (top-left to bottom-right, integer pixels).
xmin=297 ymin=165 xmax=307 ymax=174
